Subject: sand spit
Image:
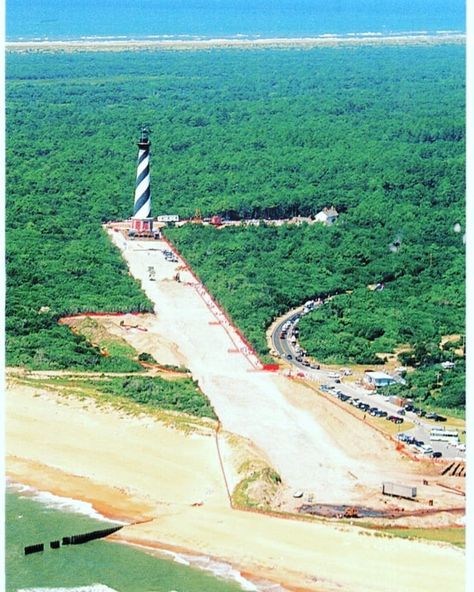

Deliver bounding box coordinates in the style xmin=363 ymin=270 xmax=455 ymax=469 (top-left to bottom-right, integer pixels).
xmin=5 ymin=33 xmax=465 ymax=53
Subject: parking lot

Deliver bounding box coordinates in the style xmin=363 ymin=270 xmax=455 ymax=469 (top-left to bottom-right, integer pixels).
xmin=271 ymin=307 xmax=466 ymax=462
xmin=318 ymin=383 xmax=465 ymax=460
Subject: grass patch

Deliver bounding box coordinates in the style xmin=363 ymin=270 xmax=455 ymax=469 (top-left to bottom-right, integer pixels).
xmin=232 ymin=462 xmax=282 ymax=510
xmin=84 ymin=376 xmax=217 ymax=419
xmin=368 ymin=416 xmax=415 ymax=436
xmin=369 ymin=526 xmax=465 ymax=548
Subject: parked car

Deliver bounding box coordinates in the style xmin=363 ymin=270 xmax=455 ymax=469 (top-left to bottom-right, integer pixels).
xmin=397 ymin=409 xmax=406 ymax=416
xmin=286 ymin=354 xmax=293 ymax=360
xmin=404 ymin=404 xmax=414 ymax=412
xmin=435 ymin=415 xmax=447 ymax=422
xmin=432 ymin=451 xmax=443 ymax=458
xmin=378 ymin=411 xmax=388 ymax=418
xmin=387 ymin=415 xmax=404 ymax=424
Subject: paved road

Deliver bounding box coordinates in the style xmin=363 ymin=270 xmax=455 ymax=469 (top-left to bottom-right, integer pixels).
xmin=271 ymin=306 xmax=466 ymax=461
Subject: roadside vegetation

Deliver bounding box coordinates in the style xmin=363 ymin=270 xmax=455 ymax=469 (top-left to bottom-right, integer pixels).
xmin=6 ymin=44 xmax=465 ymax=408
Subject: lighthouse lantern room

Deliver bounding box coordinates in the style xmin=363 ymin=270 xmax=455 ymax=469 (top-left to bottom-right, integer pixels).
xmin=129 ymin=128 xmax=155 ymax=236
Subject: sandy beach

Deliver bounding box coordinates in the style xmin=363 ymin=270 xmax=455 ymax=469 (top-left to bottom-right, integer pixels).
xmin=6 ymin=383 xmax=465 ymax=592
xmin=5 ymin=33 xmax=465 ymax=53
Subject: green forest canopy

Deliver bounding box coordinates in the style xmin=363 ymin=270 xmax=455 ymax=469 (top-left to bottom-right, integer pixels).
xmin=6 ymin=45 xmax=465 ymax=407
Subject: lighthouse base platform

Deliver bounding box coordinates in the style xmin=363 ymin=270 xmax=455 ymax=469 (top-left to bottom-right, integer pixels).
xmin=127 ymin=218 xmax=160 ymax=239
xmin=130 ymin=217 xmax=153 ymax=233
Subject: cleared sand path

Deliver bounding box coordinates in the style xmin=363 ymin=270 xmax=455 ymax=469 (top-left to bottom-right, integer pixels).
xmin=113 ymin=235 xmax=369 ymax=501
xmin=6 ymin=385 xmax=465 ymax=592
xmin=109 ymin=234 xmax=462 ymax=509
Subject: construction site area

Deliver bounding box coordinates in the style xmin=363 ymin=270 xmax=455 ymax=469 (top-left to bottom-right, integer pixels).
xmin=6 ymin=225 xmax=466 ymax=592
xmin=103 ymin=226 xmax=465 ymax=526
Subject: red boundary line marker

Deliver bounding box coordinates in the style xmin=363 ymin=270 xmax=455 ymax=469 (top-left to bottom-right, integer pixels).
xmin=162 ymin=235 xmax=264 ymax=371
xmin=60 ymin=312 xmax=142 ymax=319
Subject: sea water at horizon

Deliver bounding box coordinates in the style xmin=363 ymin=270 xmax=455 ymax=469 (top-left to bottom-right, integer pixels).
xmin=6 ymin=484 xmax=275 ymax=592
xmin=6 ymin=0 xmax=465 ymax=42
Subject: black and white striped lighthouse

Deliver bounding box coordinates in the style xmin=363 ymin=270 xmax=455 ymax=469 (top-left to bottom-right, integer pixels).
xmin=130 ymin=128 xmax=154 ymax=234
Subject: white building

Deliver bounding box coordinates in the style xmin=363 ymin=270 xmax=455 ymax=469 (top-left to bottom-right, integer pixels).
xmin=364 ymin=371 xmax=396 ymax=388
xmin=314 ymin=207 xmax=339 ymax=225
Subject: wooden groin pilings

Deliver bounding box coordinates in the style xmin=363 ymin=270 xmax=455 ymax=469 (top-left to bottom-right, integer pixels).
xmin=24 ymin=524 xmax=124 ymax=556
xmin=24 ymin=543 xmax=44 ymax=556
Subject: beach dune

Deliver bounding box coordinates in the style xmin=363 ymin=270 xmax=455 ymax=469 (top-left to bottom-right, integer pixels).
xmin=5 ymin=32 xmax=465 ymax=53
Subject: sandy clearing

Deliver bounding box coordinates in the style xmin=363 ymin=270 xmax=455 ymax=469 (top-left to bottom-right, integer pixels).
xmin=101 ymin=313 xmax=186 ymax=368
xmin=109 ymin=234 xmax=464 ymax=510
xmin=6 ymin=384 xmax=465 ymax=592
xmin=112 ymin=235 xmax=368 ymax=500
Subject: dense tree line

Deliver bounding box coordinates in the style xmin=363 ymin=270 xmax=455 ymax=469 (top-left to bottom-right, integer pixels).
xmin=6 ymin=45 xmax=465 ymax=406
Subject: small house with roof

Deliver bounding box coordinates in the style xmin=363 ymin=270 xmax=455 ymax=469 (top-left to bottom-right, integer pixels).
xmin=314 ymin=207 xmax=339 ymax=225
xmin=364 ymin=371 xmax=396 ymax=389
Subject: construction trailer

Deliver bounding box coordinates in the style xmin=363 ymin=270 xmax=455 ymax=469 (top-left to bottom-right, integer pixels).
xmin=382 ymin=482 xmax=417 ymax=500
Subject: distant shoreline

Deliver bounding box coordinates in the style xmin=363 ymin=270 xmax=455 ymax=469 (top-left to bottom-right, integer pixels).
xmin=6 ymin=32 xmax=466 ymax=53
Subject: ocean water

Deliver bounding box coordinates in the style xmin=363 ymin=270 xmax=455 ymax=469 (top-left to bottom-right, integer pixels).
xmin=6 ymin=0 xmax=465 ymax=41
xmin=6 ymin=484 xmax=276 ymax=592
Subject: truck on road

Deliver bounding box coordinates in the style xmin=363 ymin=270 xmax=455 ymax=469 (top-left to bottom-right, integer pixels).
xmin=382 ymin=482 xmax=417 ymax=499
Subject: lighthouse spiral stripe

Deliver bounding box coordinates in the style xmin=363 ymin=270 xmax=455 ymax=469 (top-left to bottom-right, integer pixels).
xmin=133 ymin=146 xmax=151 ymax=219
